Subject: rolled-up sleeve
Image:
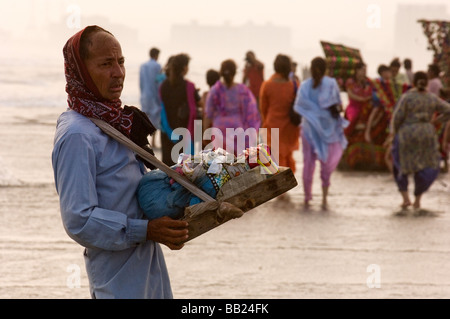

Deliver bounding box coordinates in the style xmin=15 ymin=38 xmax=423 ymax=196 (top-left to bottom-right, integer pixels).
xmin=52 ymin=133 xmax=148 ymax=251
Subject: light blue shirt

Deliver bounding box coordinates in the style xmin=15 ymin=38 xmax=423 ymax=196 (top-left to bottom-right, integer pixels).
xmin=294 ymin=76 xmax=348 ymax=162
xmin=52 ymin=110 xmax=172 ymax=299
xmin=140 ymin=59 xmax=162 ymax=129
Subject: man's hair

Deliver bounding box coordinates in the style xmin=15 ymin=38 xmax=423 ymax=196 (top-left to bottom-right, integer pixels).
xmin=377 ymin=64 xmax=389 ymax=76
xmin=149 ymin=48 xmax=160 ymax=59
xmin=403 ymin=58 xmax=412 ymax=70
xmin=79 ymin=25 xmax=114 ymax=61
xmin=390 ymin=58 xmax=401 ymax=69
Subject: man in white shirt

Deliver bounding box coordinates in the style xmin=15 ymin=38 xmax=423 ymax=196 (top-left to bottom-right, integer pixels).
xmin=140 ymin=48 xmax=162 ymax=130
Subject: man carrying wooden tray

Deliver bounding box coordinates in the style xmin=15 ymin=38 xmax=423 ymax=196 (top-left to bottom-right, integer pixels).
xmin=52 ymin=25 xmax=189 ymax=299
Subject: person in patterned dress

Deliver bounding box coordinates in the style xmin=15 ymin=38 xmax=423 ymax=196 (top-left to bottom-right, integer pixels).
xmin=391 ymin=71 xmax=450 ymax=209
xmin=340 ymin=62 xmax=385 ymax=170
xmin=365 ymin=64 xmax=410 ymax=172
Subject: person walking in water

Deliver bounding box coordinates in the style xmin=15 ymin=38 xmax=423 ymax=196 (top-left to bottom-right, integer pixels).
xmin=391 ymin=71 xmax=450 ymax=210
xmin=294 ymin=57 xmax=348 ymax=209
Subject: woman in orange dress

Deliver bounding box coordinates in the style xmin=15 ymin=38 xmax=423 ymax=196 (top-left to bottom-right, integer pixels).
xmin=259 ymin=54 xmax=300 ymax=174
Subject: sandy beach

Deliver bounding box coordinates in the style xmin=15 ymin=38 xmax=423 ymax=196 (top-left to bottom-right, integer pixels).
xmin=1 ymin=105 xmax=450 ymax=299
xmin=2 ymin=0 xmax=450 ymax=301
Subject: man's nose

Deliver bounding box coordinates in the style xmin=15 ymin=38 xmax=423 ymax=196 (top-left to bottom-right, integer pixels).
xmin=112 ymin=61 xmax=125 ymax=78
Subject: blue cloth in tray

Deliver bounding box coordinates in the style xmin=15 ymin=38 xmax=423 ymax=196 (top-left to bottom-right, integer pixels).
xmin=137 ymin=169 xmax=218 ymax=220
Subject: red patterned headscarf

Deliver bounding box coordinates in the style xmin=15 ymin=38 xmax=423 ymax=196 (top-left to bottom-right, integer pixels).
xmin=63 ymin=26 xmax=133 ymax=137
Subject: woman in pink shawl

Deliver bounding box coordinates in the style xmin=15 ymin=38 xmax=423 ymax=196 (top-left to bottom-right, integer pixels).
xmin=205 ymin=59 xmax=261 ymax=156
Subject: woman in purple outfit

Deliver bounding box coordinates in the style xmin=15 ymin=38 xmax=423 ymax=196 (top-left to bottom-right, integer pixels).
xmin=205 ymin=59 xmax=261 ymax=156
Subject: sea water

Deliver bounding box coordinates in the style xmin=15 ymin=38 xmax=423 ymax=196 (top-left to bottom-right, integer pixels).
xmin=1 ymin=59 xmax=450 ymax=299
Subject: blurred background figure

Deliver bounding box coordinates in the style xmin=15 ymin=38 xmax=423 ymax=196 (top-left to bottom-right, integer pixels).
xmin=294 ymin=57 xmax=348 ymax=209
xmin=259 ymin=54 xmax=300 ymax=180
xmin=159 ymin=53 xmax=201 ymax=166
xmin=365 ymin=63 xmax=408 ymax=172
xmin=404 ymin=58 xmax=414 ymax=85
xmin=427 ymin=63 xmax=443 ymax=96
xmin=205 ymin=59 xmax=261 ymax=156
xmin=391 ymin=71 xmax=450 ymax=209
xmin=339 ymin=62 xmax=382 ymax=170
xmin=390 ymin=57 xmax=408 ymax=87
xmin=344 ymin=62 xmax=372 ymax=137
xmin=289 ymin=61 xmax=301 ymax=85
xmin=243 ymin=51 xmax=264 ymax=107
xmin=200 ymin=69 xmax=220 ymax=148
xmin=140 ymin=47 xmax=162 ymax=137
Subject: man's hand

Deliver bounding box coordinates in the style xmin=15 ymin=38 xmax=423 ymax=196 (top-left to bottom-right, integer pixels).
xmin=147 ymin=217 xmax=189 ymax=250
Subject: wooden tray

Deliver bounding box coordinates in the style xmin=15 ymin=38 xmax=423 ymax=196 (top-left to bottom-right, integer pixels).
xmin=181 ymin=167 xmax=298 ymax=242
xmin=89 ymin=118 xmax=298 ymax=243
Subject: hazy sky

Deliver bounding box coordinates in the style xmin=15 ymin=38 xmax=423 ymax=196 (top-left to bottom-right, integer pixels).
xmin=2 ymin=0 xmax=449 ymax=47
xmin=1 ymin=0 xmax=449 ymax=76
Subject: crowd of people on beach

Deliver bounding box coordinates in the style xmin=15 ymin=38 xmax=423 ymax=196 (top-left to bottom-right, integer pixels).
xmin=52 ymin=25 xmax=450 ymax=299
xmin=139 ymin=47 xmax=450 ymax=210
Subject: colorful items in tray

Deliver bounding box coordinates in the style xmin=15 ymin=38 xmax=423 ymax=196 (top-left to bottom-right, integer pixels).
xmin=137 ymin=145 xmax=278 ymax=220
xmin=243 ymin=144 xmax=279 ymax=174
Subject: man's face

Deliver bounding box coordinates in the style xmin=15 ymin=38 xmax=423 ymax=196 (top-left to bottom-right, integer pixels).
xmin=84 ymin=32 xmax=125 ymax=101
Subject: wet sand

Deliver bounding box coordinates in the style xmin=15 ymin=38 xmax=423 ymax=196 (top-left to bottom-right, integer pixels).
xmin=1 ymin=106 xmax=449 ymax=299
